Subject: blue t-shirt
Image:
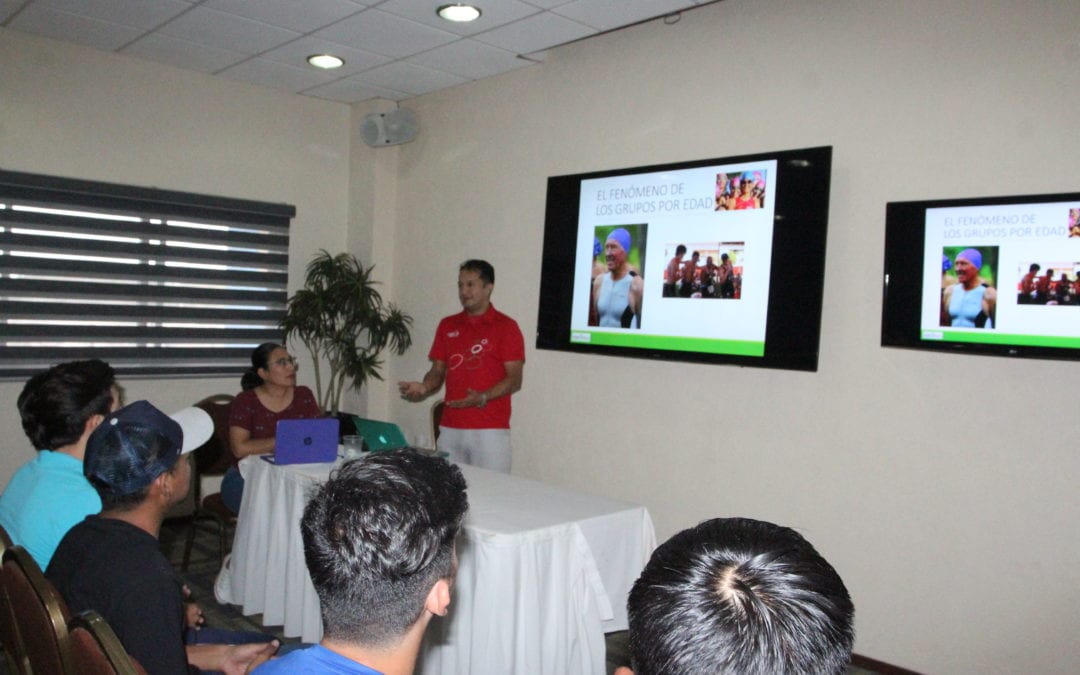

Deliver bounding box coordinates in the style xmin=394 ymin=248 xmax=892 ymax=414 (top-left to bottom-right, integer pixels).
xmin=254 ymin=645 xmax=383 ymax=674
xmin=0 ymin=451 xmax=101 ymax=569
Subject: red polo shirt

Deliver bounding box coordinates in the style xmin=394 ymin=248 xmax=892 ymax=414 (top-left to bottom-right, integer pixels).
xmin=429 ymin=304 xmax=525 ymax=429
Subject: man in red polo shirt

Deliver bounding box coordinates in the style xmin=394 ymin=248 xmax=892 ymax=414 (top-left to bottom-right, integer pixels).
xmin=398 ymin=260 xmax=525 ymax=472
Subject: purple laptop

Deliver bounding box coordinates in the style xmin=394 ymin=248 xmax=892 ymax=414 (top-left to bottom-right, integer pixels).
xmin=264 ymin=418 xmax=339 ymax=465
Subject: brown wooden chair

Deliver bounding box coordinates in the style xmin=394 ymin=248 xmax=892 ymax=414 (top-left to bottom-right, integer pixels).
xmin=182 ymin=394 xmax=238 ymax=570
xmin=67 ymin=610 xmax=147 ymax=675
xmin=2 ymin=545 xmax=72 ymax=675
xmin=0 ymin=525 xmax=29 ymax=675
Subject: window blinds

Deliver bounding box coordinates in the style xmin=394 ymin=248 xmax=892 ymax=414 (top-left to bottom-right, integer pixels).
xmin=0 ymin=169 xmax=294 ymax=380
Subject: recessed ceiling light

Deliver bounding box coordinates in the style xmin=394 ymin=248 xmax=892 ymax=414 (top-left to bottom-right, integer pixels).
xmin=307 ymin=54 xmax=344 ymax=69
xmin=437 ymin=4 xmax=481 ymax=23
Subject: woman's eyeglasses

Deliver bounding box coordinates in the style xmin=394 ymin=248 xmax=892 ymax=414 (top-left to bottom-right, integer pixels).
xmin=272 ymin=357 xmax=298 ymax=369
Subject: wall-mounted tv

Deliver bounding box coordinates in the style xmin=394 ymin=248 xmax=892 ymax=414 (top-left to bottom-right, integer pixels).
xmin=536 ymin=146 xmax=832 ymax=372
xmin=882 ymin=192 xmax=1080 ymax=361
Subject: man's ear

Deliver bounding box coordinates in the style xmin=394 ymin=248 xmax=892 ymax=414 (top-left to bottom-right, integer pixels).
xmin=154 ymin=471 xmax=172 ymax=502
xmin=84 ymin=414 xmax=106 ymax=435
xmin=424 ymin=578 xmax=452 ymax=617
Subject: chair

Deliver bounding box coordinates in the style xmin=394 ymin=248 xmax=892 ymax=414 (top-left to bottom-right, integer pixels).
xmin=0 ymin=525 xmax=29 ymax=675
xmin=2 ymin=545 xmax=72 ymax=675
xmin=67 ymin=610 xmax=146 ymax=675
xmin=430 ymin=399 xmax=445 ymax=447
xmin=181 ymin=394 xmax=238 ymax=571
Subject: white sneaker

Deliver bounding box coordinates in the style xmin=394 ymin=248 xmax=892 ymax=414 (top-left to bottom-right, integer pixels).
xmin=213 ymin=554 xmax=232 ymax=604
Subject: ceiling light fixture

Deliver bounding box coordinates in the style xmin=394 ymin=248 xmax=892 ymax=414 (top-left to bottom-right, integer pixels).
xmin=437 ymin=4 xmax=481 ymax=23
xmin=307 ymin=54 xmax=344 ymax=69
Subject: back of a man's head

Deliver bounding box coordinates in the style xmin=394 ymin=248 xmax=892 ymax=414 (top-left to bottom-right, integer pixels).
xmin=626 ymin=517 xmax=854 ymax=675
xmin=17 ymin=359 xmax=116 ymax=451
xmin=302 ymin=450 xmax=468 ymax=646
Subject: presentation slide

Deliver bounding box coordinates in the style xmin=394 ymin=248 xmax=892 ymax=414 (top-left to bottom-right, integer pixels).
xmin=921 ymin=200 xmax=1080 ymax=348
xmin=568 ymin=159 xmax=777 ymax=356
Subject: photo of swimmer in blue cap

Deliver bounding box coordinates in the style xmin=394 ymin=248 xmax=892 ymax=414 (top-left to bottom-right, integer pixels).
xmin=590 ymin=224 xmax=646 ymax=329
xmin=941 ymin=246 xmax=997 ymax=329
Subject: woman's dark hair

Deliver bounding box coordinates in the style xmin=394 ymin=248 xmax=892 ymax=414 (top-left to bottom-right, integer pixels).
xmin=241 ymin=342 xmax=283 ymax=391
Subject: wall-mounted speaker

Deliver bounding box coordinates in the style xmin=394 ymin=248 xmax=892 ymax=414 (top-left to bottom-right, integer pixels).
xmin=360 ymin=108 xmax=419 ymax=147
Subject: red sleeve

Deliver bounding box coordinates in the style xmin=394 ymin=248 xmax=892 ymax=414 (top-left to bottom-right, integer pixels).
xmin=501 ymin=318 xmax=526 ymax=363
xmin=428 ymin=317 xmax=450 ymax=362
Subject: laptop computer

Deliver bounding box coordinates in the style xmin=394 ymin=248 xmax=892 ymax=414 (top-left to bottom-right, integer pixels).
xmin=351 ymin=417 xmax=408 ymax=453
xmin=263 ymin=418 xmax=340 ymax=465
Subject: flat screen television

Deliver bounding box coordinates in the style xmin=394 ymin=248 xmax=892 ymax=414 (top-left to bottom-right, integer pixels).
xmin=536 ymin=146 xmax=832 ymax=372
xmin=882 ymin=192 xmax=1080 ymax=360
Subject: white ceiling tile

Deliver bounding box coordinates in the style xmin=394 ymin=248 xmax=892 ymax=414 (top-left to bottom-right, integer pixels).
xmin=377 ymin=0 xmax=541 ymax=37
xmin=7 ymin=5 xmax=144 ymax=50
xmin=30 ymin=0 xmax=191 ymax=30
xmin=201 ymin=0 xmax=369 ymax=34
xmin=122 ymin=32 xmax=249 ymax=73
xmin=408 ymin=38 xmax=533 ymax=80
xmin=472 ymin=10 xmax=595 ymax=54
xmin=304 ymin=77 xmax=410 ymax=104
xmin=158 ymin=6 xmax=301 ymax=54
xmin=553 ymin=0 xmax=694 ymax=32
xmin=4 ymin=0 xmax=707 ymax=102
xmin=312 ymin=8 xmax=459 ymax=59
xmin=259 ymin=37 xmax=392 ymax=76
xmin=355 ymin=60 xmax=469 ymax=96
xmin=520 ymin=0 xmax=577 ymax=8
xmin=218 ymin=58 xmax=342 ymax=93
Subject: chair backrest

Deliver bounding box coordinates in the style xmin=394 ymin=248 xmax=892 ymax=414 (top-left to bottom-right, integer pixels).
xmin=0 ymin=539 xmax=30 ymax=675
xmin=193 ymin=394 xmax=235 ymax=475
xmin=2 ymin=545 xmax=71 ymax=675
xmin=431 ymin=399 xmax=445 ymax=446
xmin=67 ymin=610 xmax=146 ymax=675
xmin=165 ymin=394 xmax=235 ymax=522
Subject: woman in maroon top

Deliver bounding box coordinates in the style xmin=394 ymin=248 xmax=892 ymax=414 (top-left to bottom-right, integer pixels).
xmin=220 ymin=343 xmax=323 ymax=514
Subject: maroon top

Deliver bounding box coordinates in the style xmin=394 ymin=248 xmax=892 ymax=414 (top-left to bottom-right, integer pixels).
xmin=228 ymin=385 xmax=323 ymax=460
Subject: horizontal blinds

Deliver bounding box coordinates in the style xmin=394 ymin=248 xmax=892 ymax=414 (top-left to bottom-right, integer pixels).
xmin=0 ymin=169 xmax=295 ymax=380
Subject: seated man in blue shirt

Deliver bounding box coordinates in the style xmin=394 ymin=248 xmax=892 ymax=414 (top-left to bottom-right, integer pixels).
xmin=253 ymin=451 xmax=469 ymax=675
xmin=0 ymin=359 xmax=119 ymax=569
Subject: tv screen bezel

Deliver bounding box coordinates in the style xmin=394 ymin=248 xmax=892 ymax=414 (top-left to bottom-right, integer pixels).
xmin=536 ymin=145 xmax=833 ymax=372
xmin=882 ymin=191 xmax=1080 ymax=361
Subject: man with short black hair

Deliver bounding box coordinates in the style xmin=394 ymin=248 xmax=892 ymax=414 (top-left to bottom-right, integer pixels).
xmin=46 ymin=400 xmax=277 ymax=675
xmin=254 ymin=450 xmax=469 ymax=675
xmin=0 ymin=359 xmax=119 ymax=568
xmin=398 ymin=259 xmax=525 ymax=472
xmin=616 ymin=517 xmax=854 ymax=675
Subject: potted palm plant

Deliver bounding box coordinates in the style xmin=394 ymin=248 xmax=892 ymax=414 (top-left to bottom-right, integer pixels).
xmin=281 ymin=250 xmax=412 ymax=416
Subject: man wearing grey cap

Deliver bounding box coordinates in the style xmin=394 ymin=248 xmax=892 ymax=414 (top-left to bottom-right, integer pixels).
xmin=46 ymin=400 xmax=278 ymax=675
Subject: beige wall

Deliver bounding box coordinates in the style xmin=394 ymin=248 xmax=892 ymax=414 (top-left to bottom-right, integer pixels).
xmin=2 ymin=0 xmax=1079 ymax=671
xmin=381 ymin=1 xmax=1080 ymax=672
xmin=0 ymin=27 xmax=352 ymax=476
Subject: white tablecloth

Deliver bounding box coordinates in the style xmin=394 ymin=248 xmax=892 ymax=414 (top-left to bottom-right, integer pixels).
xmin=228 ymin=456 xmax=656 ymax=675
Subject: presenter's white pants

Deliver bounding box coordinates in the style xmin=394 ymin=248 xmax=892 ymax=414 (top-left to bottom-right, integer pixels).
xmin=436 ymin=427 xmax=511 ymax=473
